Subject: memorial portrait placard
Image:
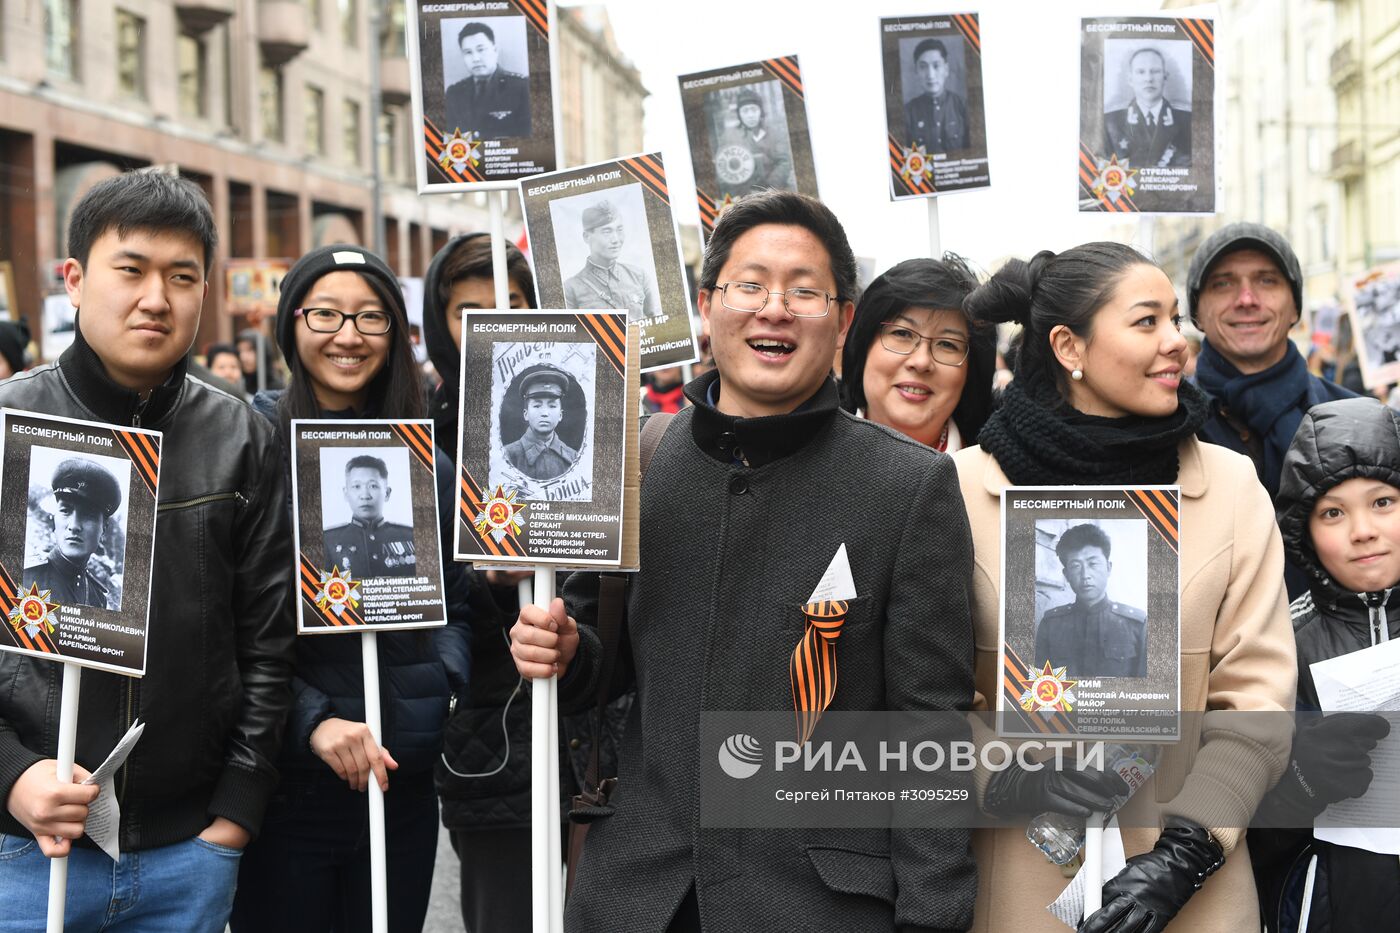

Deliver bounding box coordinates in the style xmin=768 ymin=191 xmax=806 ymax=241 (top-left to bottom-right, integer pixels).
xmin=1346 ymin=262 xmax=1400 ymax=390
xmin=998 ymin=486 xmax=1181 ymax=741
xmin=520 ymin=154 xmax=698 ymax=372
xmin=1078 ymin=11 xmax=1218 ymax=214
xmin=408 ymin=0 xmax=558 ymax=191
xmin=880 ymin=13 xmax=991 ymax=199
xmin=679 ymin=56 xmax=819 ymax=241
xmin=0 ymin=410 xmax=160 ymax=676
xmin=455 ymin=310 xmax=632 ymax=566
xmin=290 ymin=420 xmax=448 ymax=633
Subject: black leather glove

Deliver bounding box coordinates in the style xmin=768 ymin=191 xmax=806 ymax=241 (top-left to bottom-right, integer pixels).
xmin=1259 ymin=711 xmax=1391 ymax=824
xmin=1078 ymin=819 xmax=1224 ymax=933
xmin=983 ymin=757 xmax=1129 ymax=818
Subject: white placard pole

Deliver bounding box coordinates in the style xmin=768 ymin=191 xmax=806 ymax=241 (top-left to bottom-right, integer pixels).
xmin=529 ymin=567 xmax=560 ymax=932
xmin=490 ymin=191 xmax=510 ymax=310
xmin=927 ymin=197 xmax=942 ymax=260
xmin=543 ymin=568 xmax=563 ymax=933
xmin=1083 ymin=812 xmax=1105 ymax=918
xmin=46 ymin=662 xmax=81 ymax=933
xmin=362 ymin=633 xmax=388 ymax=933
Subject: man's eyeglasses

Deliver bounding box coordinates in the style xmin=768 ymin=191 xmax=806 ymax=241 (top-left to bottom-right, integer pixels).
xmin=878 ymin=322 xmax=970 ymax=366
xmin=296 ymin=308 xmax=394 ymax=336
xmin=713 ymin=282 xmax=835 ymax=318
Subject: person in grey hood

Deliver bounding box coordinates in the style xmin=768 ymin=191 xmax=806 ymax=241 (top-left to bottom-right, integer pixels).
xmin=1250 ymin=396 xmax=1397 ymax=933
xmin=421 ymin=232 xmax=534 ymax=460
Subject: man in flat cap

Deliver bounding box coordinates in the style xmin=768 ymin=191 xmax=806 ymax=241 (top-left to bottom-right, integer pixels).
xmin=323 ymin=455 xmax=417 ymax=578
xmin=503 ymin=365 xmax=579 ymax=481
xmin=562 ymin=199 xmax=662 ymax=323
xmin=23 ymin=458 xmax=122 ymax=610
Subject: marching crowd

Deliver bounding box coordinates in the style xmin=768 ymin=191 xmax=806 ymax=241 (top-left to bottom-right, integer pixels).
xmin=0 ymin=169 xmax=1395 ymax=933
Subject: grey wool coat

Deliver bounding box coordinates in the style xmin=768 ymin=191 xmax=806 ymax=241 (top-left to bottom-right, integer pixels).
xmin=558 ymin=373 xmax=977 ymax=932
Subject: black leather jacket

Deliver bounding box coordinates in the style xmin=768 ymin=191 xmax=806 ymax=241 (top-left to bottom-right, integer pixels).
xmin=0 ymin=333 xmax=296 ymax=851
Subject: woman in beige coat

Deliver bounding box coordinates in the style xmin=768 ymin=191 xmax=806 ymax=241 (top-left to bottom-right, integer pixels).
xmin=951 ymin=244 xmax=1296 ymax=933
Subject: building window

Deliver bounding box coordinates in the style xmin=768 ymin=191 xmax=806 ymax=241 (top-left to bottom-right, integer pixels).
xmin=305 ymin=85 xmax=326 ymax=155
xmin=340 ymin=0 xmax=357 ymax=47
xmin=178 ymin=32 xmax=208 ymax=119
xmin=44 ymin=0 xmax=79 ymax=79
xmin=116 ymin=10 xmax=146 ymax=99
xmin=308 ymin=0 xmax=322 ymax=31
xmin=344 ymin=99 xmax=362 ymax=167
xmin=378 ymin=108 xmax=398 ymax=179
xmin=261 ymin=64 xmax=285 ymax=142
xmin=381 ymin=0 xmax=407 ymax=57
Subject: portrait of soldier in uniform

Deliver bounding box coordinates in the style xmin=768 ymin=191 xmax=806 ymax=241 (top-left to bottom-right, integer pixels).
xmin=1034 ymin=523 xmax=1149 ymax=678
xmin=23 ymin=457 xmax=124 ymax=611
xmin=502 ymin=365 xmax=580 ymax=482
xmin=323 ymin=454 xmax=417 ymax=578
xmin=442 ymin=20 xmax=531 ymax=139
xmin=561 ymin=197 xmax=661 ymax=323
xmin=1102 ymin=45 xmax=1192 ymax=169
xmin=709 ymin=84 xmax=797 ymax=199
xmin=903 ymin=37 xmax=969 ymax=153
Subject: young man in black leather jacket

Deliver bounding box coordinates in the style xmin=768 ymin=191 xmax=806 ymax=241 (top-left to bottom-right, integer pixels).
xmin=0 ymin=171 xmax=296 ymax=933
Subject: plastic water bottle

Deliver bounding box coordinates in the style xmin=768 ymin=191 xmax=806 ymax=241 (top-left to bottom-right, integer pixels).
xmin=1025 ymin=745 xmax=1158 ymax=865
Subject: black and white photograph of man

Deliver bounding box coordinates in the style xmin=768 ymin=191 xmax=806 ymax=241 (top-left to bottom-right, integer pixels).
xmin=489 ymin=343 xmax=596 ymax=501
xmin=900 ymin=35 xmax=969 ymax=153
xmin=440 ymin=17 xmax=531 ymax=139
xmin=1102 ymin=40 xmax=1193 ymax=169
xmin=551 ymin=184 xmax=662 ymax=322
xmin=22 ymin=449 xmax=131 ymax=611
xmin=1033 ymin=520 xmax=1149 ymax=678
xmin=1353 ymin=268 xmax=1400 ymax=374
xmin=320 ymin=448 xmax=417 ymax=579
xmin=703 ymin=80 xmax=797 ymax=199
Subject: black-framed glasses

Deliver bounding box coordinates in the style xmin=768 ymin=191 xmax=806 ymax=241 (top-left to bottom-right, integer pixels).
xmin=714 ymin=281 xmax=835 ymax=318
xmin=296 ymin=307 xmax=394 ymax=336
xmin=878 ymin=322 xmax=970 ymax=366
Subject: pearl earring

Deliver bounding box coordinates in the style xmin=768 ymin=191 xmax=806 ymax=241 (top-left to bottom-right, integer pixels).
xmin=1071 ymin=369 xmax=1083 ymax=381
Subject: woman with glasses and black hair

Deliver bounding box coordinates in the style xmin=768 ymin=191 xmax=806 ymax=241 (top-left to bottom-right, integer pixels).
xmin=230 ymin=245 xmax=472 ymax=933
xmin=839 ymin=256 xmax=995 ymax=452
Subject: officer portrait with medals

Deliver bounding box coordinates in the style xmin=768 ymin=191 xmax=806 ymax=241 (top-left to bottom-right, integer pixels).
xmin=1102 ymin=43 xmax=1192 ymax=170
xmin=561 ymin=197 xmax=661 ymax=323
xmin=322 ymin=453 xmax=417 ymax=579
xmin=501 ymin=364 xmax=581 ymax=482
xmin=23 ymin=456 xmax=124 ymax=611
xmin=442 ymin=18 xmax=531 ymax=140
xmin=1034 ymin=522 xmax=1149 ymax=678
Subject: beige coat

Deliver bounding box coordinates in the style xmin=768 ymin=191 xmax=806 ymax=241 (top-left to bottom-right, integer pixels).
xmin=953 ymin=438 xmax=1297 ymax=933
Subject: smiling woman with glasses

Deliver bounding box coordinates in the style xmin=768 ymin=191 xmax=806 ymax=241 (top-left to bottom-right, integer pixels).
xmin=839 ymin=255 xmax=995 ymax=452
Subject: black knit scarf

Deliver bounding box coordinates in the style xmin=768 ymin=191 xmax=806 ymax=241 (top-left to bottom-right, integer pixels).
xmin=977 ymin=377 xmax=1210 ymax=486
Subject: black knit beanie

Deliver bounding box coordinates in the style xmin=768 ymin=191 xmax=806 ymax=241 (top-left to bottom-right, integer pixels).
xmin=274 ymin=245 xmax=406 ymax=368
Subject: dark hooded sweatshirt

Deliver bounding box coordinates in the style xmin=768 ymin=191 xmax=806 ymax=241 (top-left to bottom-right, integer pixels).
xmin=1250 ymin=396 xmax=1400 ymax=933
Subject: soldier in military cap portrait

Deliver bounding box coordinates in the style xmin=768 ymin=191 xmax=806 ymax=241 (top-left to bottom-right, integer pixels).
xmin=322 ymin=454 xmax=417 ymax=578
xmin=1034 ymin=523 xmax=1149 ymax=678
xmin=903 ymin=37 xmax=969 ymax=153
xmin=23 ymin=457 xmax=123 ymax=611
xmin=1102 ymin=45 xmax=1192 ymax=169
xmin=443 ymin=20 xmax=531 ymax=139
xmin=562 ymin=197 xmax=661 ymax=322
xmin=711 ymin=85 xmax=796 ymax=199
xmin=502 ymin=365 xmax=580 ymax=481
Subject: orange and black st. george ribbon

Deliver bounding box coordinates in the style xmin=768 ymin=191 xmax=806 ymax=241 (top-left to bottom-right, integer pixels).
xmin=790 ymin=599 xmax=848 ymax=744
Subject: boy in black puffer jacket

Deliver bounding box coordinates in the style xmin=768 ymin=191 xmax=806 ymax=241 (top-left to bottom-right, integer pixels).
xmin=1251 ymin=396 xmax=1399 ymax=933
